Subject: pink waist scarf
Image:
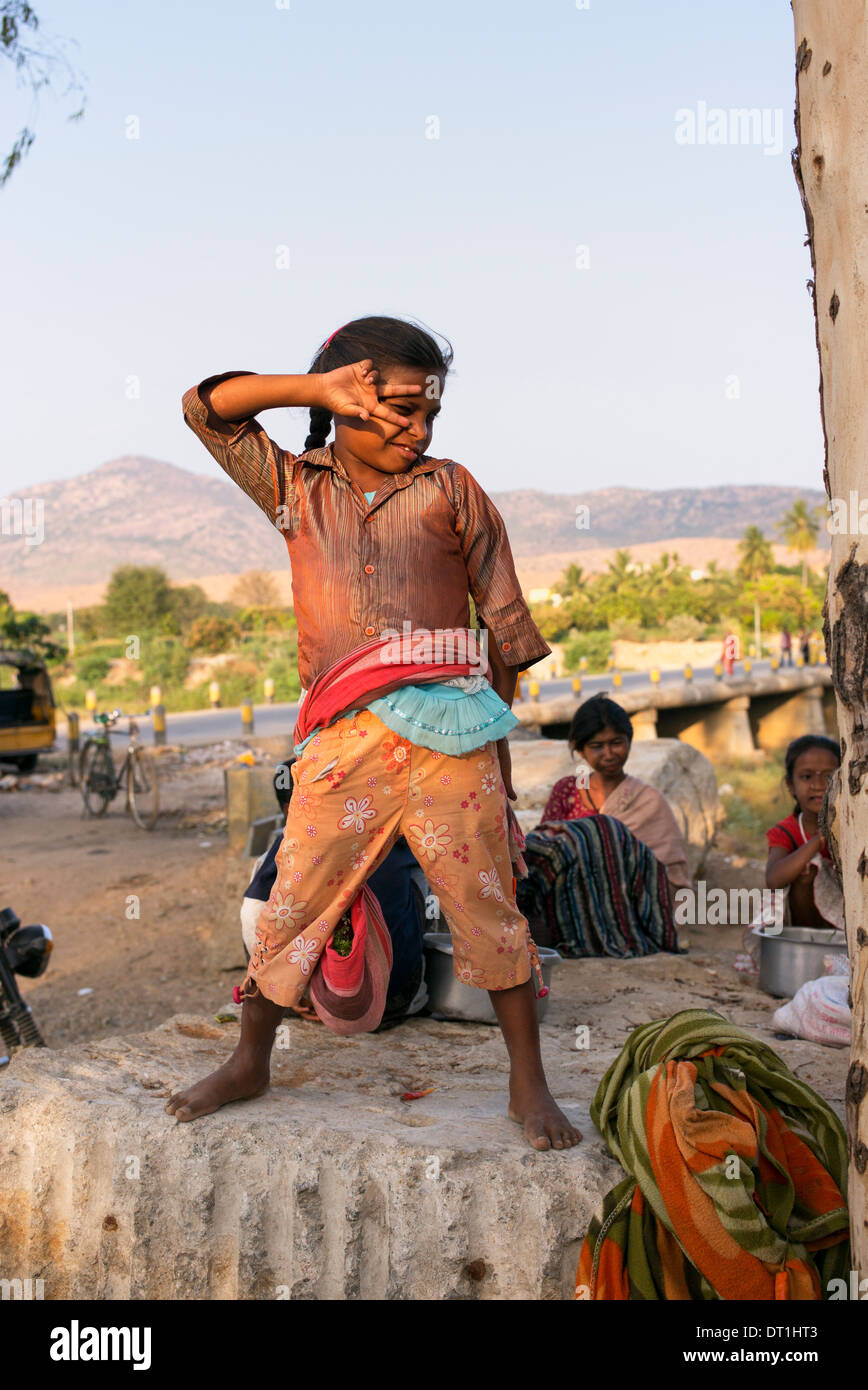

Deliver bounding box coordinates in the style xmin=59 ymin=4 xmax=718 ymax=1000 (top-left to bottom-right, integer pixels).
xmin=293 ymin=628 xmax=528 ymax=878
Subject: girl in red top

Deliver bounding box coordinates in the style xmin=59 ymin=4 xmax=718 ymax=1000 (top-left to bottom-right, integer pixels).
xmin=766 ymin=734 xmax=841 ymax=928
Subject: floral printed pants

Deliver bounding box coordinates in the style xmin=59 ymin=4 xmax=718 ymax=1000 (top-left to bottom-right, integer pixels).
xmin=244 ymin=708 xmax=534 ymax=1007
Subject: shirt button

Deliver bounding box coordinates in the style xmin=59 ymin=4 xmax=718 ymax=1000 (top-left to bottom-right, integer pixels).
xmin=364 ymin=564 xmax=374 ymax=574
xmin=365 ymin=626 xmax=376 ymax=636
xmin=502 ymin=641 xmax=512 ymax=652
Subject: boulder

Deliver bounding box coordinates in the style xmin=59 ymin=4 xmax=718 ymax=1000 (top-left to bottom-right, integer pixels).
xmin=0 ymin=927 xmax=845 ymax=1301
xmin=0 ymin=1012 xmax=621 ymax=1301
xmin=509 ymin=735 xmax=721 ymax=877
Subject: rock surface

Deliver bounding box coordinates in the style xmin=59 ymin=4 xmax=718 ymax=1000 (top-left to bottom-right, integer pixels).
xmin=0 ymin=918 xmax=846 ymax=1301
xmin=510 ymin=735 xmax=721 ymax=876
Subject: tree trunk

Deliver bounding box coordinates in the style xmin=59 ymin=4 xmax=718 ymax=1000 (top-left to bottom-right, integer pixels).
xmin=792 ymin=0 xmax=868 ymax=1276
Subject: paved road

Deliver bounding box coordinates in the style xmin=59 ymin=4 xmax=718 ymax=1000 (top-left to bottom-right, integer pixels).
xmin=68 ymin=658 xmax=796 ymax=748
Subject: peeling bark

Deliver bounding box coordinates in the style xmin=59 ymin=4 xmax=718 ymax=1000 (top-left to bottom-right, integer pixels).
xmin=793 ymin=0 xmax=868 ymax=1276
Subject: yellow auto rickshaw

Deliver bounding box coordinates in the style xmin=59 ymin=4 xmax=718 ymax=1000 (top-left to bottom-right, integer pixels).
xmin=0 ymin=650 xmax=57 ymax=772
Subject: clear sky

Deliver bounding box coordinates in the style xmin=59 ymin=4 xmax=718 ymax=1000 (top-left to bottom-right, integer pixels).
xmin=1 ymin=0 xmax=822 ymax=500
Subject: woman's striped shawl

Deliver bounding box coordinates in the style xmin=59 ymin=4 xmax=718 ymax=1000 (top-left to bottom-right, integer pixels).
xmin=517 ymin=813 xmax=679 ymax=958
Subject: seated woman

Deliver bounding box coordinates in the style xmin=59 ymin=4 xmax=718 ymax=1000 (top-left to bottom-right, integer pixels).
xmin=540 ymin=694 xmax=692 ymax=891
xmin=516 ymin=695 xmax=689 ymax=958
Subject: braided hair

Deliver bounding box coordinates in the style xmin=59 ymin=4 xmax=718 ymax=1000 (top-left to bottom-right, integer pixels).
xmin=302 ymin=315 xmax=453 ymax=451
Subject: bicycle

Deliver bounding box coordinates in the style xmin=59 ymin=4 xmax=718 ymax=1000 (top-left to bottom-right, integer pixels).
xmin=79 ymin=709 xmax=159 ymax=830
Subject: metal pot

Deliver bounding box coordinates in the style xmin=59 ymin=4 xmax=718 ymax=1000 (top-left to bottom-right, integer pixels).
xmin=752 ymin=924 xmax=847 ymax=999
xmin=422 ymin=932 xmax=561 ymax=1023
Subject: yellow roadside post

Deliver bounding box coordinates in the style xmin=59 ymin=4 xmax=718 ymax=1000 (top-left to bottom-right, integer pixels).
xmin=572 ymin=675 xmax=582 ymax=695
xmin=85 ymin=688 xmax=97 ymax=712
xmin=528 ymin=678 xmax=540 ymax=698
xmin=241 ymin=699 xmax=254 ymax=735
xmin=650 ymin=668 xmax=660 ymax=685
xmin=264 ymin=677 xmax=275 ymax=704
xmin=149 ymin=684 xmax=162 ymax=708
xmin=209 ymin=680 xmax=221 ymax=709
xmin=67 ymin=711 xmax=80 ymax=785
xmin=684 ymin=663 xmax=693 ymax=682
xmin=153 ymin=704 xmax=167 ymax=747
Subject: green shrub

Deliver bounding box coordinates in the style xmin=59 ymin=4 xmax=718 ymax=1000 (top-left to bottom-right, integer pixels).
xmin=264 ymin=658 xmax=302 ymax=701
xmin=188 ymin=616 xmax=241 ymax=653
xmin=141 ymin=637 xmax=189 ymax=688
xmin=74 ymin=652 xmax=112 ymax=684
xmin=237 ymin=606 xmax=296 ymax=635
xmin=610 ymin=619 xmax=645 ymax=643
xmin=562 ymin=631 xmax=613 ymax=673
xmin=664 ymin=615 xmax=704 ymax=642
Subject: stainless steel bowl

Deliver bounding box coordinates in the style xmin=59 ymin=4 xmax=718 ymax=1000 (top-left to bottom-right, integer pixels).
xmin=752 ymin=924 xmax=847 ymax=998
xmin=422 ymin=932 xmax=561 ymax=1023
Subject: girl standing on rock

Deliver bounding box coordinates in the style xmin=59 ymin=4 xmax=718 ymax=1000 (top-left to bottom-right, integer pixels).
xmin=167 ymin=316 xmax=581 ymax=1152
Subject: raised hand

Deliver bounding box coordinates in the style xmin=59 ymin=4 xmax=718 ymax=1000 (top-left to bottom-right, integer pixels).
xmin=316 ymin=360 xmax=422 ymax=429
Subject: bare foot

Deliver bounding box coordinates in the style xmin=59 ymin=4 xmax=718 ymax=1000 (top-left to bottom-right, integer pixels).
xmin=508 ymin=1080 xmax=583 ymax=1151
xmin=165 ymin=1054 xmax=269 ymax=1122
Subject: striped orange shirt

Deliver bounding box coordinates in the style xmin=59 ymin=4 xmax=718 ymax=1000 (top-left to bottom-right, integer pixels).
xmin=182 ymin=371 xmax=551 ymax=690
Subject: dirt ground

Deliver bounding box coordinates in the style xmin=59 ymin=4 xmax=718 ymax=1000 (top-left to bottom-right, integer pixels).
xmin=0 ymin=740 xmax=849 ymax=1119
xmin=2 ymin=742 xmax=262 ymax=1046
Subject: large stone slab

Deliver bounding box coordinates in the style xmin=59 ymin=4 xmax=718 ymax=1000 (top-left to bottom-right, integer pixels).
xmin=0 ymin=918 xmax=847 ymax=1301
xmin=510 ymin=735 xmax=721 ymax=877
xmin=0 ymin=1011 xmax=620 ymax=1301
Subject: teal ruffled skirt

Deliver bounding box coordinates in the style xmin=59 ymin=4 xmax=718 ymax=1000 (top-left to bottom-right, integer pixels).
xmin=294 ymin=680 xmax=517 ymax=756
xmin=368 ymin=681 xmax=517 ymax=754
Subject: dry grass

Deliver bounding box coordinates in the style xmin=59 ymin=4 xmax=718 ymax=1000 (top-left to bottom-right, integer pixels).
xmin=713 ymin=753 xmax=791 ymax=861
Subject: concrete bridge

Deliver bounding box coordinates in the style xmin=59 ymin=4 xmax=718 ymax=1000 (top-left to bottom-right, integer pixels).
xmin=514 ymin=668 xmax=837 ymax=759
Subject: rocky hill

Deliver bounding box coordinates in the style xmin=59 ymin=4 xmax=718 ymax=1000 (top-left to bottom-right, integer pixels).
xmin=1 ymin=456 xmax=828 ymax=609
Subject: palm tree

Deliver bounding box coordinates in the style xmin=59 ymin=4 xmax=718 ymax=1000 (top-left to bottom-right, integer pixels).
xmin=557 ymin=563 xmax=585 ymax=597
xmin=777 ymin=500 xmax=822 ymax=587
xmin=738 ymin=526 xmax=774 ymax=657
xmin=605 ymin=550 xmax=633 ymax=583
xmin=737 ymin=526 xmax=774 ymax=579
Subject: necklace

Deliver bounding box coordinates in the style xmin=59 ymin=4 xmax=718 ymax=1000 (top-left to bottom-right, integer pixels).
xmin=581 ymin=779 xmax=598 ymax=811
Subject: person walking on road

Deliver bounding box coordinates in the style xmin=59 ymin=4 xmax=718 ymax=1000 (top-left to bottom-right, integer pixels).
xmin=721 ymin=631 xmax=739 ymax=677
xmin=780 ymin=627 xmax=793 ymax=667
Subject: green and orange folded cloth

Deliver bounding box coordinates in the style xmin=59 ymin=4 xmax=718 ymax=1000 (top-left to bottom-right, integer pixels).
xmin=577 ymin=1009 xmax=850 ymax=1301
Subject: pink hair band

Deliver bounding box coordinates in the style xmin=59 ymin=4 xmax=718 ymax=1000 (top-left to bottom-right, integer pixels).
xmin=323 ymin=323 xmax=347 ymax=348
